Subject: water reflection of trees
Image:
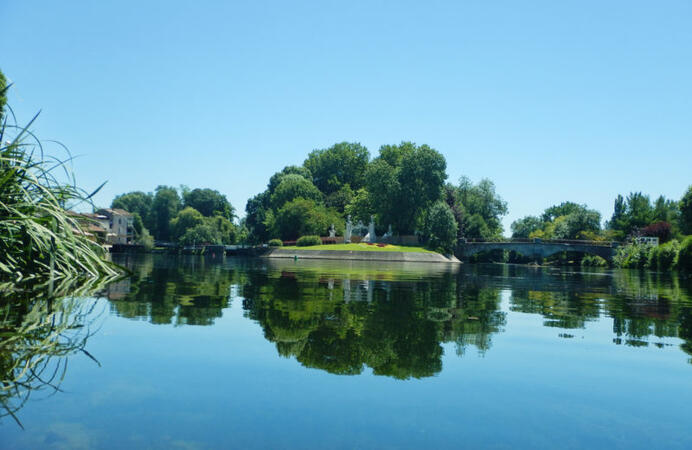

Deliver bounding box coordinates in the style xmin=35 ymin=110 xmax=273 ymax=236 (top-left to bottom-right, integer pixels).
xmin=239 ymin=261 xmax=505 ymax=379
xmin=107 ymin=255 xmax=249 ymax=326
xmin=0 ymin=278 xmax=113 ymax=427
xmin=105 ymin=256 xmax=692 ymax=377
xmin=502 ymin=265 xmax=692 ymax=360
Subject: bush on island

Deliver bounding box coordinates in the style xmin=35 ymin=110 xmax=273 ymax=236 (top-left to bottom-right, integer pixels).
xmin=268 ymin=239 xmax=283 ymax=247
xmin=296 ymin=235 xmax=321 ymax=247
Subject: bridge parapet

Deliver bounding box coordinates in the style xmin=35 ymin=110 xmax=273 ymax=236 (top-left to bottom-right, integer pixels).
xmin=457 ymin=239 xmax=619 ymax=261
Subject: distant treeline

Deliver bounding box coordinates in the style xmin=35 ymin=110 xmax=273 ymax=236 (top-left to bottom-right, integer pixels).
xmin=510 ymin=188 xmax=692 ymax=270
xmin=108 ymin=140 xmax=692 ymax=267
xmin=110 ymin=186 xmax=238 ymax=247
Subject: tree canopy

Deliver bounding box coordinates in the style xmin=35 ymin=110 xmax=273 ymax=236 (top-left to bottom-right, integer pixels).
xmin=183 ymin=188 xmax=235 ymax=220
xmin=366 ymin=142 xmax=447 ymax=234
xmin=303 ymin=142 xmax=369 ymax=195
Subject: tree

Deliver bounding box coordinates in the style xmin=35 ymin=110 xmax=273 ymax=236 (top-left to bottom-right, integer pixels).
xmin=680 ymin=186 xmax=692 ymax=235
xmin=111 ymin=191 xmax=154 ymax=229
xmin=179 ymin=224 xmax=221 ymax=246
xmin=366 ymin=142 xmax=447 ymax=234
xmin=511 ymin=216 xmax=543 ymax=238
xmin=206 ymin=215 xmax=237 ymax=244
xmin=608 ymin=195 xmax=627 ymax=238
xmin=444 ymin=184 xmax=465 ymax=239
xmin=456 ymin=177 xmax=507 ymax=238
xmin=183 ymin=188 xmax=235 ymax=220
xmin=424 ymin=202 xmax=458 ymax=253
xmin=303 ymin=142 xmax=370 ymax=195
xmin=272 ymin=198 xmax=342 ymax=241
xmin=345 ymin=188 xmax=374 ymax=225
xmin=150 ymin=185 xmax=181 ymax=241
xmin=245 ymin=191 xmax=271 ymax=244
xmin=541 ymin=202 xmax=583 ymax=222
xmin=465 ymin=214 xmax=491 ymax=240
xmin=652 ymin=195 xmax=679 ymax=224
xmin=324 ymin=184 xmax=354 ymax=213
xmin=561 ymin=208 xmax=601 ymax=239
xmin=625 ymin=192 xmax=654 ymax=232
xmin=267 ymin=165 xmax=313 ymax=193
xmin=641 ymin=221 xmax=673 ymax=243
xmin=170 ymin=207 xmax=205 ymax=242
xmin=270 ymin=174 xmax=323 ymax=209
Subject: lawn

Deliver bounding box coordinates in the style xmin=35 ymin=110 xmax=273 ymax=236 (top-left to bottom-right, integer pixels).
xmin=279 ymin=243 xmax=437 ymax=253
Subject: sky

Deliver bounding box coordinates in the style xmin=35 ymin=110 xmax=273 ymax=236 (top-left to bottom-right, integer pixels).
xmin=2 ymin=0 xmax=691 ymax=234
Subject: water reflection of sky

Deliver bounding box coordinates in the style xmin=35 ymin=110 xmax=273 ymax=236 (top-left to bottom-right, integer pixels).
xmin=2 ymin=255 xmax=692 ymax=449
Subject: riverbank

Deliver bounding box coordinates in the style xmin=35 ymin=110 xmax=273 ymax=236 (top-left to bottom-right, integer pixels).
xmin=263 ymin=247 xmax=460 ymax=263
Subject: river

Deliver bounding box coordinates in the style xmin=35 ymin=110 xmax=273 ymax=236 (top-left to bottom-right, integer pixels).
xmin=1 ymin=255 xmax=691 ymax=449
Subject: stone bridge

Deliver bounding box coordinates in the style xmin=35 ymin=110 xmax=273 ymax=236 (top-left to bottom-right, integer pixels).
xmin=456 ymin=240 xmax=619 ymax=262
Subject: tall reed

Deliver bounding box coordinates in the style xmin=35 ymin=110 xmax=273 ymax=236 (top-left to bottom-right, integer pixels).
xmin=0 ymin=88 xmax=121 ymax=282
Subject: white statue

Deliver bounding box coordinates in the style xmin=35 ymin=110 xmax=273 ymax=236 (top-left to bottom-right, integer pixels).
xmin=345 ymin=215 xmax=352 ymax=243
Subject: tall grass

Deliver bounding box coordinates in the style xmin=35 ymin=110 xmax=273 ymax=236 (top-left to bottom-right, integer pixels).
xmin=0 ymin=89 xmax=121 ymax=282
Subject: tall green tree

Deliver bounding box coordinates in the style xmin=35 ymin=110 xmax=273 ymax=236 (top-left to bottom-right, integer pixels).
xmin=111 ymin=191 xmax=154 ymax=229
xmin=680 ymin=186 xmax=692 ymax=235
xmin=267 ymin=165 xmax=312 ymax=193
xmin=150 ymin=185 xmax=181 ymax=241
xmin=183 ymin=188 xmax=235 ymax=220
xmin=608 ymin=192 xmax=654 ymax=237
xmin=271 ymin=198 xmax=342 ymax=240
xmin=541 ymin=202 xmax=584 ymax=222
xmin=511 ymin=216 xmax=543 ymax=238
xmin=170 ymin=207 xmax=205 ymax=242
xmin=366 ymin=142 xmax=447 ymax=234
xmin=270 ymin=174 xmax=323 ymax=209
xmin=423 ymin=201 xmax=458 ymax=253
xmin=456 ymin=177 xmax=507 ymax=239
xmin=245 ymin=191 xmax=271 ymax=244
xmin=303 ymin=142 xmax=370 ymax=195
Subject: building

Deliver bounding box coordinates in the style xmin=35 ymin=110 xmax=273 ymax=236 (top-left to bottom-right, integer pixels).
xmin=70 ymin=209 xmax=134 ymax=245
xmin=96 ymin=208 xmax=134 ymax=244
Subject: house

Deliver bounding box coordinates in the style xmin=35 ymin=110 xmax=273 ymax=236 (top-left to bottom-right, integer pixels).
xmin=69 ymin=209 xmax=134 ymax=245
xmin=96 ymin=208 xmax=134 ymax=244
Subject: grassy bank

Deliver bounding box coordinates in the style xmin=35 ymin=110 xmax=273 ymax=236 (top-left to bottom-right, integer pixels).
xmin=280 ymin=243 xmax=438 ymax=253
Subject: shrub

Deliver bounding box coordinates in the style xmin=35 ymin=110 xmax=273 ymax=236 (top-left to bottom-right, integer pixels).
xmin=613 ymin=243 xmax=650 ymax=269
xmin=652 ymin=240 xmax=680 ymax=270
xmin=296 ymin=235 xmax=321 ymax=247
xmin=581 ymin=255 xmax=608 ymax=267
xmin=679 ymin=236 xmax=692 ymax=272
xmin=268 ymin=239 xmax=283 ymax=247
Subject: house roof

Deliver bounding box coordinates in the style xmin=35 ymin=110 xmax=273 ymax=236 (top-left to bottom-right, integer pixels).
xmin=98 ymin=208 xmax=133 ymax=217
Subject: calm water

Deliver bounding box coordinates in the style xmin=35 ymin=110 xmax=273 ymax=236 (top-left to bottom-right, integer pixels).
xmin=2 ymin=255 xmax=692 ymax=449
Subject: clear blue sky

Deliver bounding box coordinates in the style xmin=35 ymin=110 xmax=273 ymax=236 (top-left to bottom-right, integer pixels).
xmin=2 ymin=1 xmax=691 ymax=234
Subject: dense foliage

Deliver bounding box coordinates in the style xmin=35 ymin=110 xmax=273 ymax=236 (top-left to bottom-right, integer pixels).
xmin=244 ymin=141 xmax=508 ymax=251
xmin=422 ymin=202 xmax=458 ymax=253
xmin=111 ymin=185 xmax=237 ymax=245
xmin=511 ymin=202 xmax=601 ymax=241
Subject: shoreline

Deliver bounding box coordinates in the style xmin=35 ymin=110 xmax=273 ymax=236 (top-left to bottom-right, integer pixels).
xmin=262 ymin=248 xmax=461 ymax=263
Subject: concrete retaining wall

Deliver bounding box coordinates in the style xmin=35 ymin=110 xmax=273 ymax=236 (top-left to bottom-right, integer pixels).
xmin=263 ymin=248 xmax=460 ymax=263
